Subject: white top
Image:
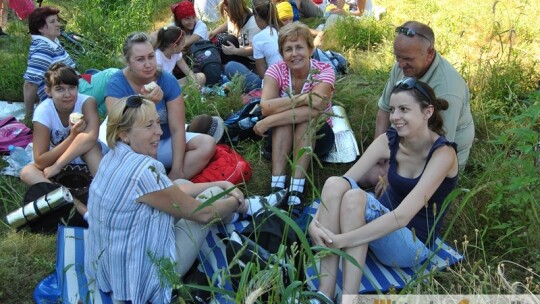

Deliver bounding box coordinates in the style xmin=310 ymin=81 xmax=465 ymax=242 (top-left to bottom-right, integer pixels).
xmin=169 ymin=20 xmax=209 ymax=40
xmin=252 ymin=26 xmax=282 ymax=67
xmin=155 ymin=49 xmax=182 ymax=74
xmin=192 ymin=19 xmax=209 ymax=40
xmin=32 ymin=93 xmax=91 ymax=164
xmin=227 ymin=15 xmax=261 ymax=44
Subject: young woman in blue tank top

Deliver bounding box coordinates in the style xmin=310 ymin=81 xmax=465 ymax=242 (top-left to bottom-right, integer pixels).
xmin=308 ymin=77 xmax=459 ymax=303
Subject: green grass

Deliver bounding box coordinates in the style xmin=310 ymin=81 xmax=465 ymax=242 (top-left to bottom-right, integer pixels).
xmin=1 ymin=0 xmax=540 ymax=302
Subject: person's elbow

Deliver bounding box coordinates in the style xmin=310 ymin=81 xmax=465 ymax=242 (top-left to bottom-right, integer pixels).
xmin=260 ymin=101 xmax=274 ymax=117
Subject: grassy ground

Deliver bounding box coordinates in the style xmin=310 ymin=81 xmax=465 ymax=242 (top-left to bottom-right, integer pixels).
xmin=1 ymin=0 xmax=539 ymax=302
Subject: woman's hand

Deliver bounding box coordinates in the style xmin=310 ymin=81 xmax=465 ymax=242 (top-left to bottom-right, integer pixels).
xmin=141 ymin=85 xmax=164 ymax=104
xmin=43 ymin=162 xmax=62 ymax=179
xmin=221 ymin=41 xmax=237 ymax=56
xmin=308 ymin=219 xmax=336 ymax=248
xmin=69 ymin=119 xmax=86 ymax=137
xmin=168 ymin=168 xmax=186 ymax=180
xmin=253 ymin=119 xmax=270 ymax=137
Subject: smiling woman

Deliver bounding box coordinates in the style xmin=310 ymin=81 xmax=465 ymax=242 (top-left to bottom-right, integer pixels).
xmin=20 ymin=63 xmax=103 ymax=212
xmin=308 ymin=78 xmax=458 ymax=303
xmin=105 ymin=31 xmax=216 ymax=180
xmin=254 ymin=22 xmax=335 ymax=212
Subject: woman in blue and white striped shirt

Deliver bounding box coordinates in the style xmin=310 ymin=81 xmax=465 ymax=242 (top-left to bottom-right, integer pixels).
xmin=85 ymin=96 xmax=285 ymax=303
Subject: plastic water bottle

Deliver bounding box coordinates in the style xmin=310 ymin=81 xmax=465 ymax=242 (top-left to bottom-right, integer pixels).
xmin=8 ymin=145 xmax=31 ymax=168
xmin=238 ymin=117 xmax=258 ymax=130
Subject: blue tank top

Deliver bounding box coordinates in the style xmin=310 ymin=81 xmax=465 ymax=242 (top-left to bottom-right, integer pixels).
xmin=379 ymin=128 xmax=458 ymax=244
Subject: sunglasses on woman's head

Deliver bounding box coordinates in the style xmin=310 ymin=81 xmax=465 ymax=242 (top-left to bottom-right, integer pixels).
xmin=395 ymin=26 xmax=432 ymax=45
xmin=122 ymin=95 xmax=144 ymax=115
xmin=393 ymin=77 xmax=432 ymax=105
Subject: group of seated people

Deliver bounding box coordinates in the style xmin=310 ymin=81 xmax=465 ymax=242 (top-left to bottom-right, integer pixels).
xmin=18 ymin=1 xmax=475 ymax=303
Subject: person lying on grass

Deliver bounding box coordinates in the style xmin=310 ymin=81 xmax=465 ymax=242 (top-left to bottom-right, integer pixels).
xmin=20 ymin=63 xmax=103 ymax=216
xmin=85 ymin=96 xmax=285 ymax=304
xmin=308 ymin=78 xmax=459 ymax=304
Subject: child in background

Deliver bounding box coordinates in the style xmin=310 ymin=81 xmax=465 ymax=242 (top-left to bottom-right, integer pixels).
xmin=20 ymin=63 xmax=103 ymax=215
xmin=154 ymin=25 xmax=206 ymax=88
xmin=223 ymin=0 xmax=283 ymax=92
xmin=252 ymin=0 xmax=283 ymax=79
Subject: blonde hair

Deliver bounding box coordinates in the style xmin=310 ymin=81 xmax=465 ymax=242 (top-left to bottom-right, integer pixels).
xmin=278 ymin=22 xmax=314 ymax=55
xmin=106 ymin=96 xmax=157 ymax=148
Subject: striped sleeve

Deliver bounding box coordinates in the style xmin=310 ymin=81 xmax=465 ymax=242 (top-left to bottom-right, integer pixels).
xmin=311 ymin=60 xmax=336 ymax=89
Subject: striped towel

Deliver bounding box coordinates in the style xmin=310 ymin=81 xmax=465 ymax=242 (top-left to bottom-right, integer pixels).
xmin=34 ymin=201 xmax=462 ymax=303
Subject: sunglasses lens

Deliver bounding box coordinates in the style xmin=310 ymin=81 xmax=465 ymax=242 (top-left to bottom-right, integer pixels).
xmin=123 ymin=95 xmax=143 ymax=114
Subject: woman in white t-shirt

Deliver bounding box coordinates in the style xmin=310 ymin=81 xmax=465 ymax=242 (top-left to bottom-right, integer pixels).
xmin=209 ymin=0 xmax=261 ymax=69
xmin=154 ymin=26 xmax=206 ymax=88
xmin=170 ymin=1 xmax=209 ymax=51
xmin=150 ymin=1 xmax=209 ymax=53
xmin=223 ymin=0 xmax=283 ymax=92
xmin=20 ymin=63 xmax=102 ymax=217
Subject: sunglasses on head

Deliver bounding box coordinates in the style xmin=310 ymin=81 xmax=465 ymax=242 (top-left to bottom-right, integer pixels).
xmin=122 ymin=95 xmax=144 ymax=115
xmin=395 ymin=26 xmax=431 ymax=45
xmin=393 ymin=77 xmax=432 ymax=104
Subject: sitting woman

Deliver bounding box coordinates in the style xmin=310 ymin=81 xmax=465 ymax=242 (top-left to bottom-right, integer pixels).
xmin=308 ymin=78 xmax=458 ymax=303
xmin=224 ymin=0 xmax=283 ymax=93
xmin=253 ymin=22 xmax=335 ymax=211
xmin=154 ymin=25 xmax=206 ymax=88
xmin=85 ymin=96 xmax=286 ymax=304
xmin=20 ymin=63 xmax=103 ymax=214
xmin=23 ymin=6 xmax=118 ymax=118
xmin=209 ymin=0 xmax=261 ymax=69
xmin=105 ymin=32 xmax=215 ymax=180
xmin=151 ymin=1 xmax=209 ymax=52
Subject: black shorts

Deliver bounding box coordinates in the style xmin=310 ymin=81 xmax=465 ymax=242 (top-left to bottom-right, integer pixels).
xmin=263 ymin=121 xmax=335 ymax=159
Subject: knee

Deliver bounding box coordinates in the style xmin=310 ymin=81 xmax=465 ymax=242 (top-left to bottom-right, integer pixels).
xmin=224 ymin=61 xmax=241 ymax=75
xmin=198 ymin=135 xmax=216 ymax=159
xmin=341 ymin=189 xmax=366 ymax=217
xmin=197 ymin=73 xmax=206 ymax=86
xmin=19 ymin=165 xmax=32 ymax=185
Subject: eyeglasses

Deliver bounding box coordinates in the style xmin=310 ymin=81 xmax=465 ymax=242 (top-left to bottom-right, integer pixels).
xmin=393 ymin=77 xmax=432 ymax=104
xmin=122 ymin=95 xmax=144 ymax=115
xmin=395 ymin=26 xmax=431 ymax=45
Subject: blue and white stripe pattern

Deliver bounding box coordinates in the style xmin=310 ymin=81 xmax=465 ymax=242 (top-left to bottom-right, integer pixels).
xmin=23 ymin=35 xmax=76 ymax=101
xmin=84 ymin=143 xmax=176 ymax=304
xmin=37 ymin=199 xmax=463 ymax=303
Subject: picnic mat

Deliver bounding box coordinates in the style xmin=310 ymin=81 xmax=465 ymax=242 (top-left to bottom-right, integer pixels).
xmin=34 ymin=200 xmax=462 ymax=303
xmin=0 ymin=101 xmax=25 ymax=121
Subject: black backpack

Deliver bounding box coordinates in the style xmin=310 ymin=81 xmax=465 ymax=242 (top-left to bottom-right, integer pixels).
xmin=190 ymin=40 xmax=223 ymax=86
xmin=223 ymin=98 xmax=263 ymax=145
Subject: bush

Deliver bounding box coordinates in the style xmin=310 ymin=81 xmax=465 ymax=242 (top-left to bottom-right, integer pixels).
xmin=323 ymin=16 xmax=392 ymax=51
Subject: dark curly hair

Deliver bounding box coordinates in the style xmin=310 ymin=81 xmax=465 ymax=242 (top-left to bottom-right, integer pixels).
xmin=28 ymin=6 xmax=61 ymax=35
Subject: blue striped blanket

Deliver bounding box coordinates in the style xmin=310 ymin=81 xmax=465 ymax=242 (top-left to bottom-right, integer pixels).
xmin=34 ymin=200 xmax=462 ymax=303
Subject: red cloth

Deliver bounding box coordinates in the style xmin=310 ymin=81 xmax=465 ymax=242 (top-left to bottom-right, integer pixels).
xmin=171 ymin=1 xmax=196 ymax=20
xmin=9 ymin=0 xmax=35 ymax=20
xmin=79 ymin=74 xmax=92 ymax=83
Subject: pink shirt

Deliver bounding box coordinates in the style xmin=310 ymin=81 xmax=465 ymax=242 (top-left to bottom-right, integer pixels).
xmin=265 ymin=59 xmax=335 ymax=124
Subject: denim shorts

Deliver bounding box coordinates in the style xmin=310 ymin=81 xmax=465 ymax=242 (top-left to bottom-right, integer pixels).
xmin=364 ymin=192 xmax=429 ymax=268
